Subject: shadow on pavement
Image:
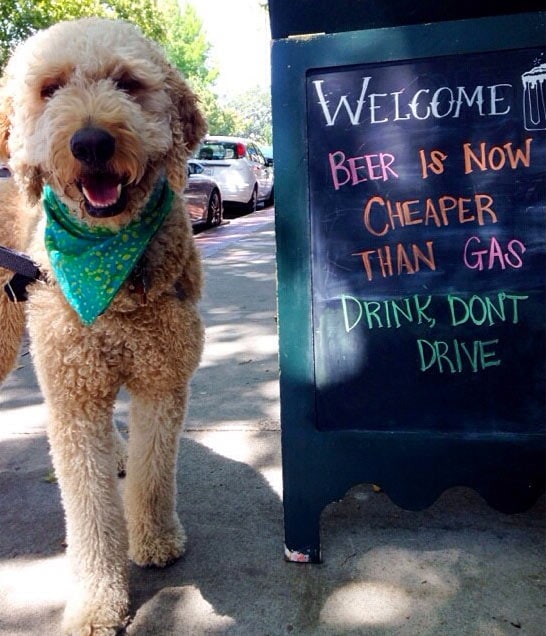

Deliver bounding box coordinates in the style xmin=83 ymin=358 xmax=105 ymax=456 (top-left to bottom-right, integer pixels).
xmin=0 ymin=213 xmax=544 ymax=635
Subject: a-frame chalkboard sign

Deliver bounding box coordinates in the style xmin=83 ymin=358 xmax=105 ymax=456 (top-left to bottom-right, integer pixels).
xmin=271 ymin=8 xmax=545 ymax=563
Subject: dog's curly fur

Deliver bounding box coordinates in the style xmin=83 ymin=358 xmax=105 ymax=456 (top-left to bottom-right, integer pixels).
xmin=0 ymin=18 xmax=207 ymax=635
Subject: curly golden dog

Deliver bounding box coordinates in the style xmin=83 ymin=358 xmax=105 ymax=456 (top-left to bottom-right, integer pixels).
xmin=0 ymin=18 xmax=206 ymax=634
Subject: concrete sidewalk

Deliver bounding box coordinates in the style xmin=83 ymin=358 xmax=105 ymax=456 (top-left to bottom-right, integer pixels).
xmin=0 ymin=208 xmax=544 ymax=635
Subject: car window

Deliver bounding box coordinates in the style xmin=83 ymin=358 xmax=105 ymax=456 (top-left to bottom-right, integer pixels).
xmin=247 ymin=144 xmax=264 ymax=165
xmin=197 ymin=146 xmax=214 ymax=160
xmin=246 ymin=145 xmax=257 ymax=163
xmin=254 ymin=146 xmax=266 ymax=166
xmin=196 ymin=141 xmax=245 ymax=160
xmin=188 ymin=162 xmax=204 ymax=175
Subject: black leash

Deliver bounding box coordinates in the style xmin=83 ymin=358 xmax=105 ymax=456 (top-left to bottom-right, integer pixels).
xmin=0 ymin=245 xmax=43 ymax=302
xmin=1 ymin=243 xmax=181 ymax=307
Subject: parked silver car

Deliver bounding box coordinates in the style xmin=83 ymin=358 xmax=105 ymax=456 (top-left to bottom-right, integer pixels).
xmin=193 ymin=136 xmax=274 ymax=212
xmin=185 ymin=159 xmax=223 ymax=228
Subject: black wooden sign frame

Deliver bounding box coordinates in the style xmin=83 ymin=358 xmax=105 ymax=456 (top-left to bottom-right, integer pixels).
xmin=272 ymin=12 xmax=545 ymax=563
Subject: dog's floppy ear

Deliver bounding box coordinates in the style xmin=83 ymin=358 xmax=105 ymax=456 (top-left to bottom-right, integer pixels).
xmin=17 ymin=162 xmax=44 ymax=204
xmin=164 ymin=66 xmax=207 ymax=191
xmin=0 ymin=85 xmax=43 ymax=203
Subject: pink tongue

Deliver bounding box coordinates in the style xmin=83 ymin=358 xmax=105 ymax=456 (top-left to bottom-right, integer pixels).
xmin=82 ymin=174 xmax=121 ymax=206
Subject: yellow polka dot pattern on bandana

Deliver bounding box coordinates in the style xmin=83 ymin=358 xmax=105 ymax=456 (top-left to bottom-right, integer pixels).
xmin=43 ymin=179 xmax=173 ymax=325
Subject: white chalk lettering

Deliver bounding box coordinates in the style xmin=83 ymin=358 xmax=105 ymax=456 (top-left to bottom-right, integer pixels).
xmin=312 ymin=77 xmax=514 ymax=127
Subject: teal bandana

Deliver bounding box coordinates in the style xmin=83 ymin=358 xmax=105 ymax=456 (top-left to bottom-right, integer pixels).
xmin=43 ymin=178 xmax=173 ymax=325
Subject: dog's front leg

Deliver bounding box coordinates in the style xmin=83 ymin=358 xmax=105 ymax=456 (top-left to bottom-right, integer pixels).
xmin=47 ymin=405 xmax=129 ymax=636
xmin=124 ymin=390 xmax=187 ymax=567
xmin=0 ymin=293 xmax=25 ymax=385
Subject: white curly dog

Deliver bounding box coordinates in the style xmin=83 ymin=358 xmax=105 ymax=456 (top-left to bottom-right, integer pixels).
xmin=0 ymin=18 xmax=207 ymax=634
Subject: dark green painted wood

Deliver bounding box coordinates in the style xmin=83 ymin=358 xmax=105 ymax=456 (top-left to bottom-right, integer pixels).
xmin=268 ymin=0 xmax=545 ymax=39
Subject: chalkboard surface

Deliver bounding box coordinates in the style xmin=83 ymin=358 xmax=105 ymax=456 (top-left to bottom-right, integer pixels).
xmin=308 ymin=47 xmax=545 ymax=433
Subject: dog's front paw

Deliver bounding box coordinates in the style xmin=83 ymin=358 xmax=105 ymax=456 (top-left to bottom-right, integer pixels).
xmin=62 ymin=586 xmax=128 ymax=636
xmin=129 ymin=517 xmax=186 ymax=567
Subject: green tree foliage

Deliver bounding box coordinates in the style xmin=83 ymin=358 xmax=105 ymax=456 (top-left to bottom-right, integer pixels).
xmin=0 ymin=1 xmax=168 ymax=69
xmin=0 ymin=1 xmax=45 ymax=69
xmin=223 ymin=87 xmax=272 ymax=144
xmin=159 ymin=0 xmax=217 ymax=86
xmin=190 ymin=83 xmax=241 ymax=137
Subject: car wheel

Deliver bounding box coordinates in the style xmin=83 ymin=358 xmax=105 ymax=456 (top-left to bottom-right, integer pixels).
xmin=243 ymin=186 xmax=258 ymax=213
xmin=206 ymin=189 xmax=222 ymax=227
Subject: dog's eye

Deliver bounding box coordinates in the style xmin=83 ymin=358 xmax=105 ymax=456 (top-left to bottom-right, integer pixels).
xmin=40 ymin=82 xmax=63 ymax=100
xmin=115 ymin=76 xmax=144 ymax=94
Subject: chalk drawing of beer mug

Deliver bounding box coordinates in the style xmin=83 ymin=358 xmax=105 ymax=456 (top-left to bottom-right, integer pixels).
xmin=522 ymin=63 xmax=546 ymax=131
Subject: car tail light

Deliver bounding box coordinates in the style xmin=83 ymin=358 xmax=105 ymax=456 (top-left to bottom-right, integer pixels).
xmin=234 ymin=143 xmax=246 ymax=158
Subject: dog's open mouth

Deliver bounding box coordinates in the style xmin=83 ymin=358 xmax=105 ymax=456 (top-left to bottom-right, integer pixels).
xmin=78 ymin=172 xmax=127 ymax=218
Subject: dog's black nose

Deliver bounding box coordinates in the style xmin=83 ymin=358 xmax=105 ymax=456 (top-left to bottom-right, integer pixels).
xmin=70 ymin=127 xmax=115 ymax=165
